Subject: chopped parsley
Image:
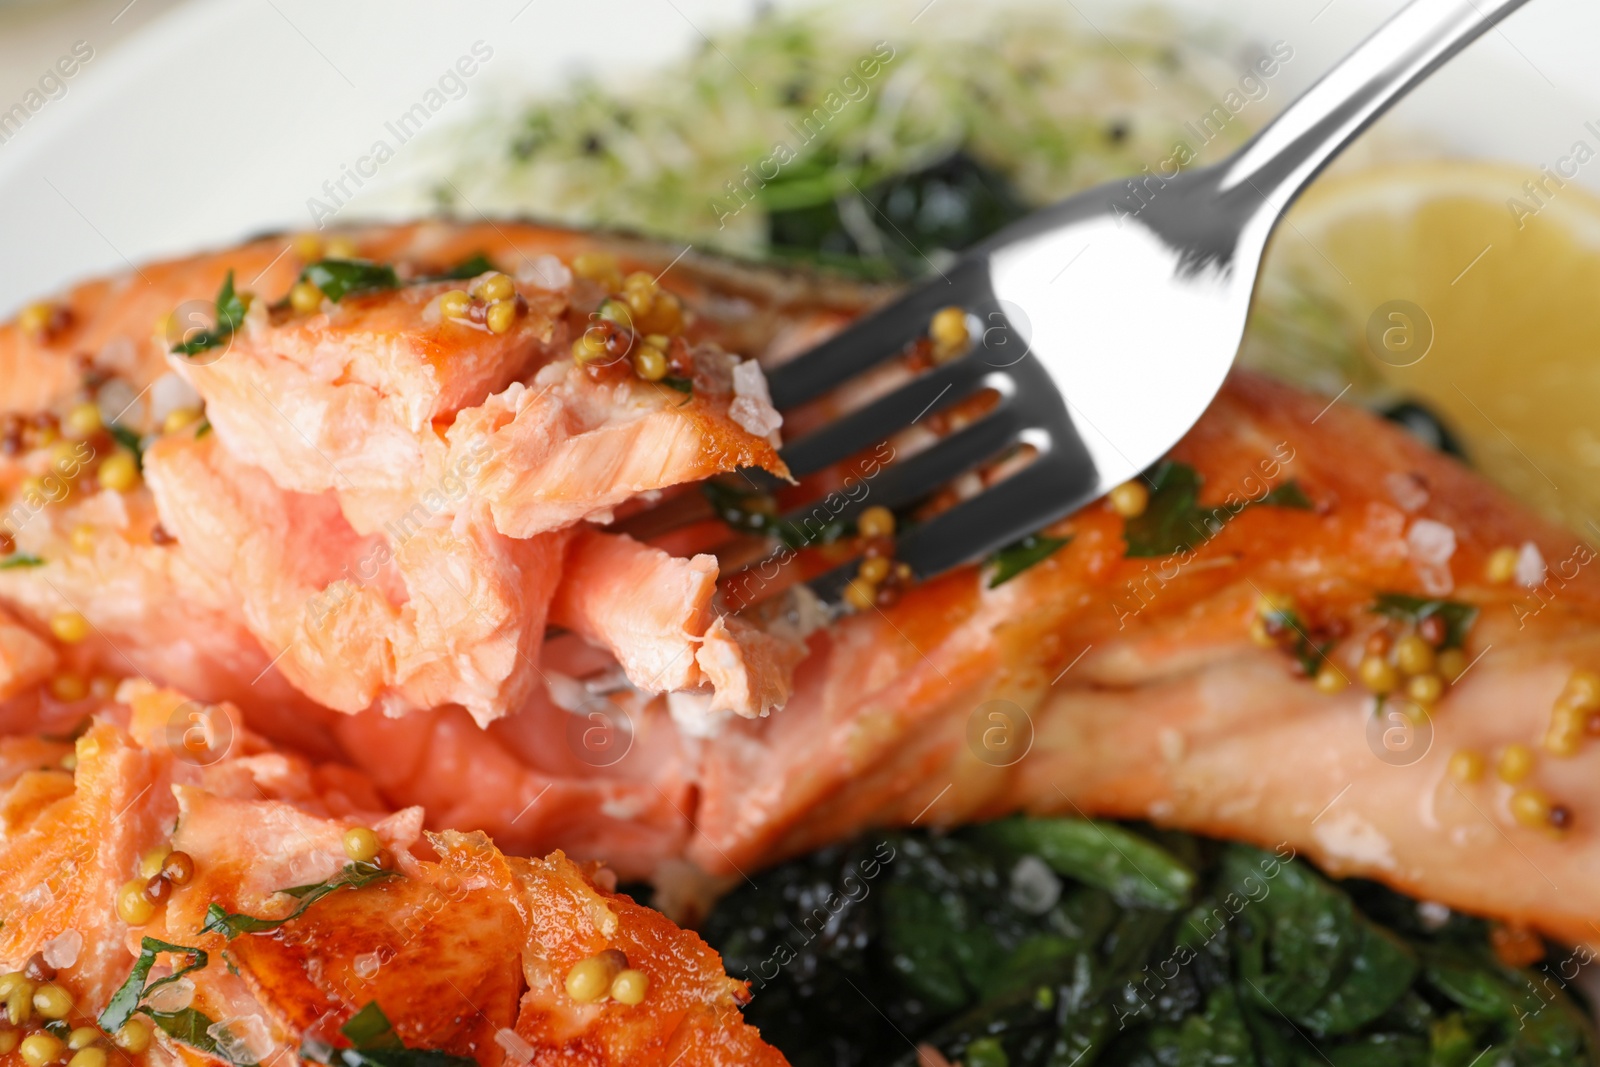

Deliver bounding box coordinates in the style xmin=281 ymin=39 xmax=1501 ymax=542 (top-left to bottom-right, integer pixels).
xmin=172 ymin=271 xmax=249 ymax=357
xmin=986 ymin=533 xmax=1071 ymax=588
xmin=1260 ymin=600 xmax=1331 ymax=677
xmin=424 ymin=253 xmax=497 ymax=282
xmin=1371 ymin=593 xmax=1479 ymax=649
xmin=660 ymin=375 xmax=695 ymax=394
xmin=201 ymin=860 xmax=397 ymax=939
xmin=99 ymin=937 xmax=209 ymax=1032
xmin=0 ymin=553 xmax=43 ymax=570
xmin=1124 ymin=461 xmax=1313 ymax=558
xmin=300 ymin=260 xmax=400 ymax=303
xmin=107 ymin=423 xmax=144 ymax=469
xmin=301 ymin=1002 xmax=475 ymax=1067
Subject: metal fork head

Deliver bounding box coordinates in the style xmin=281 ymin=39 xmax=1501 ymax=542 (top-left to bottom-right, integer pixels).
xmin=764 ymin=163 xmax=1265 ymax=592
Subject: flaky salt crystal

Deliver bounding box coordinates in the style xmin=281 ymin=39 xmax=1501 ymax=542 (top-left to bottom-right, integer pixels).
xmin=1515 ymin=541 xmax=1546 ymax=589
xmin=41 ymin=930 xmax=81 ymax=969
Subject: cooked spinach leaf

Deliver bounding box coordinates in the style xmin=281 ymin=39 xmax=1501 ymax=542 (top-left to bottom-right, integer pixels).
xmin=300 ymin=260 xmax=400 ymax=303
xmin=986 ymin=534 xmax=1071 ymax=588
xmin=202 ymin=860 xmax=397 ymax=938
xmin=1370 ymin=594 xmax=1478 ymax=650
xmin=1124 ymin=461 xmax=1313 ymax=558
xmin=99 ymin=937 xmax=209 ymax=1032
xmin=172 ymin=271 xmax=248 ymax=356
xmin=703 ymin=819 xmax=1598 ymax=1067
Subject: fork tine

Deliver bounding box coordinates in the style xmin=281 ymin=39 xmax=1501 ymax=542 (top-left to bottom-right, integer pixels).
xmin=781 ymin=399 xmax=1026 ymax=526
xmin=779 ymin=356 xmax=994 ymax=478
xmin=765 ymin=260 xmax=987 ymax=410
xmin=894 ymin=451 xmax=1098 ymax=581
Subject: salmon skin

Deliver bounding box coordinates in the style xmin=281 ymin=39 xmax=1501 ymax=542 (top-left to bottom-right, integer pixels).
xmin=3 ymin=220 xmax=1600 ymax=966
xmin=0 ymin=681 xmax=786 ymax=1066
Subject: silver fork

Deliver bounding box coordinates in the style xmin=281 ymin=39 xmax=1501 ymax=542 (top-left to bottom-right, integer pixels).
xmin=763 ymin=0 xmax=1532 ymax=593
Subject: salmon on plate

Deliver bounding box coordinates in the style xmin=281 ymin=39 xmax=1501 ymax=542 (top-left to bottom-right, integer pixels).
xmin=1 ymin=222 xmax=1598 ymax=1065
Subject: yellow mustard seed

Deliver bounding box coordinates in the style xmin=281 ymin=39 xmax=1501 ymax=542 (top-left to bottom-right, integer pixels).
xmin=1436 ymin=647 xmax=1468 ymax=682
xmin=0 ymin=1030 xmax=18 ymax=1055
xmin=325 ymin=237 xmax=359 ymax=259
xmin=485 ymin=300 xmax=517 ymax=335
xmin=439 ymin=290 xmax=472 ymax=320
xmin=69 ymin=525 xmax=95 ymax=554
xmin=64 ymin=402 xmax=102 ymax=439
xmin=49 ymin=674 xmax=88 ymax=703
xmin=1358 ymin=655 xmax=1399 ymax=695
xmin=610 ymin=968 xmax=649 ymax=1006
xmin=49 ymin=612 xmax=90 ymax=644
xmin=1448 ymin=748 xmax=1485 ymax=784
xmin=1109 ymin=481 xmax=1149 ymax=519
xmin=1485 ymin=545 xmax=1518 ymax=584
xmin=97 ymin=451 xmax=139 ymax=493
xmin=343 ymin=826 xmax=381 ymax=863
xmin=929 ymin=306 xmax=969 ymax=351
xmin=857 ymin=506 xmax=895 ymax=540
xmin=68 ymin=1048 xmax=106 ymax=1067
xmin=19 ymin=1032 xmax=63 ymax=1067
xmin=843 ymin=578 xmax=878 ymax=612
xmin=565 ymin=949 xmax=627 ymax=1004
xmin=1406 ymin=672 xmax=1443 ymax=706
xmin=1497 ymin=743 xmax=1535 ymax=784
xmin=32 ymin=984 xmax=72 ymax=1020
xmin=1563 ymin=670 xmax=1600 ymax=712
xmin=116 ymin=878 xmax=156 ymax=925
xmin=18 ymin=303 xmax=56 ymax=341
xmin=289 ymin=281 xmax=324 ymax=314
xmin=631 ymin=346 xmax=668 ymax=382
xmin=163 ymin=407 xmax=203 ymax=436
xmin=1313 ymin=668 xmax=1348 ymax=695
xmin=112 ymin=1020 xmax=150 ymax=1055
xmin=858 ymin=556 xmax=892 ymax=585
xmin=1509 ymin=788 xmax=1552 ymax=829
xmin=138 ymin=845 xmax=173 ymax=881
xmin=475 ymin=273 xmax=515 ymax=304
xmin=1393 ymin=634 xmax=1435 ymax=676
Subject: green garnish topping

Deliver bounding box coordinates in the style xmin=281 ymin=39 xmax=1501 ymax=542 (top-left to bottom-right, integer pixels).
xmin=1260 ymin=600 xmax=1331 ymax=677
xmin=201 ymin=860 xmax=397 ymax=939
xmin=299 ymin=260 xmax=400 ymax=304
xmin=107 ymin=423 xmax=144 ymax=469
xmin=986 ymin=534 xmax=1071 ymax=588
xmin=1371 ymin=594 xmax=1478 ymax=649
xmin=300 ymin=1002 xmax=475 ymax=1067
xmin=702 ymin=480 xmax=852 ymax=550
xmin=660 ymin=375 xmax=694 ymax=394
xmin=172 ymin=271 xmax=248 ymax=357
xmin=145 ymin=1008 xmax=259 ymax=1067
xmin=99 ymin=937 xmax=209 ymax=1032
xmin=340 ymin=1002 xmax=402 ymax=1049
xmin=1124 ymin=460 xmax=1313 ymax=558
xmin=195 ymin=419 xmax=213 ymax=438
xmin=427 ymin=253 xmax=497 ymax=282
xmin=0 ymin=553 xmax=44 ymax=569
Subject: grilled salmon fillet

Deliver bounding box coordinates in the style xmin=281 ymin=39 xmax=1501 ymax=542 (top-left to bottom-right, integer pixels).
xmin=0 ymin=681 xmax=785 ymax=1066
xmin=3 ymin=220 xmax=1599 ymax=970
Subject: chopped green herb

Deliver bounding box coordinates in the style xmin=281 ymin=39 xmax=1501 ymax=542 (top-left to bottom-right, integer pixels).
xmin=300 ymin=260 xmax=400 ymax=304
xmin=0 ymin=553 xmax=43 ymax=570
xmin=145 ymin=1007 xmax=259 ymax=1067
xmin=341 ymin=1002 xmax=402 ymax=1049
xmin=172 ymin=271 xmax=248 ymax=357
xmin=1371 ymin=594 xmax=1479 ymax=649
xmin=201 ymin=861 xmax=397 ymax=939
xmin=300 ymin=1002 xmax=475 ymax=1067
xmin=702 ymin=480 xmax=853 ymax=550
xmin=660 ymin=375 xmax=694 ymax=394
xmin=107 ymin=424 xmax=144 ymax=469
xmin=426 ymin=253 xmax=497 ymax=282
xmin=195 ymin=419 xmax=212 ymax=438
xmin=985 ymin=534 xmax=1071 ymax=588
xmin=99 ymin=937 xmax=209 ymax=1032
xmin=1260 ymin=601 xmax=1331 ymax=677
xmin=1124 ymin=461 xmax=1313 ymax=557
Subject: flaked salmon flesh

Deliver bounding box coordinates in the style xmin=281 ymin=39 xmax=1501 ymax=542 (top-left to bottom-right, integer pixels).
xmin=3 ymin=220 xmax=1600 ymax=1067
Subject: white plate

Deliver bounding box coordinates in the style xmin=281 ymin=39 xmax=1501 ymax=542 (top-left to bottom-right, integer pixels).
xmin=0 ymin=0 xmax=1594 ymax=313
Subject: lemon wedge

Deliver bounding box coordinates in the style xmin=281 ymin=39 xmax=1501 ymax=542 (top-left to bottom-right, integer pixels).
xmin=1242 ymin=160 xmax=1600 ymax=531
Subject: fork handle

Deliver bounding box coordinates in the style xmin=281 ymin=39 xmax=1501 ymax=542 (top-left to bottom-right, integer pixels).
xmin=1220 ymin=0 xmax=1534 ymax=214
